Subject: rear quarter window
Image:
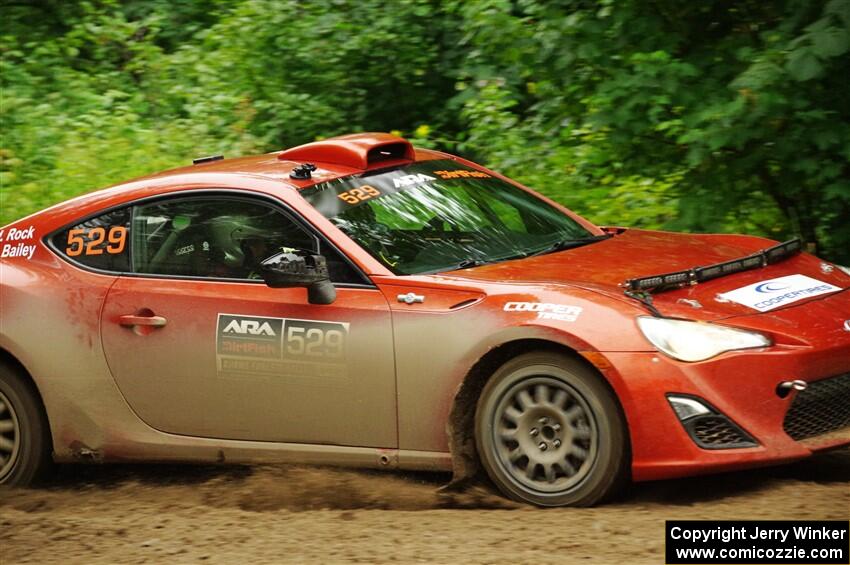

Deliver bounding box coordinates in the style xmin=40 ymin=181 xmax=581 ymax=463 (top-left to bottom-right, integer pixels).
xmin=51 ymin=208 xmax=131 ymax=272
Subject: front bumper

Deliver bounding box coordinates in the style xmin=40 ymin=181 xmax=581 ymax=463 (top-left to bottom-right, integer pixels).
xmin=599 ymin=341 xmax=850 ymax=482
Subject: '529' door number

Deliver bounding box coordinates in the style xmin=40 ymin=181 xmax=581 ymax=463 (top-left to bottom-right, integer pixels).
xmin=283 ymin=319 xmax=348 ymax=360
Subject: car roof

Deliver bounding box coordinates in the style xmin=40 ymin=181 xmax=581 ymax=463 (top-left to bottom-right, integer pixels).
xmin=139 ymin=132 xmax=448 ymax=190
xmin=12 ymin=133 xmax=452 ymax=230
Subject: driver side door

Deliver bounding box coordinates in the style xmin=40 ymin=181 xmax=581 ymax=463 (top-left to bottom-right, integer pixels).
xmin=98 ymin=192 xmax=397 ymax=447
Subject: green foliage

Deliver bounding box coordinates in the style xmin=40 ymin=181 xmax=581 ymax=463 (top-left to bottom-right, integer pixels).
xmin=449 ymin=0 xmax=850 ymax=262
xmin=1 ymin=0 xmax=848 ymax=262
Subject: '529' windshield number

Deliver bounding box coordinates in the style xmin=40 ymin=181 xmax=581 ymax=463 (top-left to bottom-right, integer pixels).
xmin=66 ymin=226 xmax=127 ymax=257
xmin=338 ymin=185 xmax=380 ymax=205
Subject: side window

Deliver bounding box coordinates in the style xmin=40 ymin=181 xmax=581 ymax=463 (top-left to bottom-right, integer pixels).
xmin=52 ymin=208 xmax=131 ymax=272
xmin=131 ymin=197 xmax=365 ymax=283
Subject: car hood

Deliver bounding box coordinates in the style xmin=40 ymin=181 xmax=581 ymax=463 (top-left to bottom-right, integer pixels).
xmin=439 ymin=229 xmax=850 ymax=322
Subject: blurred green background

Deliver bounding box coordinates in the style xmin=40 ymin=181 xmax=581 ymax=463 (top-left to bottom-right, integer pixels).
xmin=2 ymin=0 xmax=848 ymax=262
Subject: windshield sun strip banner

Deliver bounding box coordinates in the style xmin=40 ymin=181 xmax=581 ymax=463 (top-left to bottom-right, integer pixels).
xmin=300 ymin=160 xmax=493 ymax=217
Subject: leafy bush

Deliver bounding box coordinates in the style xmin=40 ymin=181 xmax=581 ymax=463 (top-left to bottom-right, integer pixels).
xmin=2 ymin=0 xmax=848 ymax=262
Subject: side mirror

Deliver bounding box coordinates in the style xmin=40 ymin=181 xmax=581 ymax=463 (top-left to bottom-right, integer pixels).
xmin=259 ymin=250 xmax=336 ymax=305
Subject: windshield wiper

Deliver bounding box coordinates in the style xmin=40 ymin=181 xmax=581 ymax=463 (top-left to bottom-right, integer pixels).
xmin=429 ymin=258 xmax=491 ymax=274
xmin=623 ymin=290 xmax=663 ymax=317
xmin=436 ymin=235 xmax=611 ymax=274
xmin=529 ymin=234 xmax=612 ymax=258
xmin=455 ymin=258 xmax=489 ymax=269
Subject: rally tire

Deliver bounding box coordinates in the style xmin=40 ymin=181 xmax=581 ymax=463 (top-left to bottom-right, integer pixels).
xmin=0 ymin=363 xmax=52 ymax=486
xmin=475 ymin=351 xmax=628 ymax=507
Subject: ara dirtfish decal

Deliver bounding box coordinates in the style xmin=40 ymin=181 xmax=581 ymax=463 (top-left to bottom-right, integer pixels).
xmin=0 ymin=226 xmax=37 ymax=260
xmin=392 ymin=173 xmax=436 ymax=188
xmin=504 ymin=302 xmax=583 ymax=322
xmin=433 ymin=169 xmax=491 ymax=179
xmin=216 ymin=313 xmax=349 ymax=378
xmin=718 ymin=274 xmax=841 ymax=312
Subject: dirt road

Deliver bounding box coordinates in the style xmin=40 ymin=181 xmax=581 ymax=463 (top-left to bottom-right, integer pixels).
xmin=1 ymin=448 xmax=848 ymax=564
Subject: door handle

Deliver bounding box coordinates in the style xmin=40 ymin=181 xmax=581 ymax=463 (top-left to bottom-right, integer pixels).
xmin=119 ymin=313 xmax=168 ymax=328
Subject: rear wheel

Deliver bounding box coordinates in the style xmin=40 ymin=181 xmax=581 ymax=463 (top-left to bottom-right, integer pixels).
xmin=474 ymin=352 xmax=628 ymax=506
xmin=0 ymin=364 xmax=51 ymax=486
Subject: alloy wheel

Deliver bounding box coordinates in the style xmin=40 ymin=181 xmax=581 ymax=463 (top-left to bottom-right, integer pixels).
xmin=491 ymin=375 xmax=599 ymax=493
xmin=0 ymin=389 xmax=22 ymax=481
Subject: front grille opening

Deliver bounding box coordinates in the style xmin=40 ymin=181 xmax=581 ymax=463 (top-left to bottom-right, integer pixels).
xmin=783 ymin=372 xmax=850 ymax=440
xmin=684 ymin=415 xmax=758 ymax=449
xmin=668 ymin=394 xmax=759 ymax=450
xmin=691 ymin=417 xmax=752 ymax=447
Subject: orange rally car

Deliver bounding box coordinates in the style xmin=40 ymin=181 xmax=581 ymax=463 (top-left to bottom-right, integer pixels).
xmin=1 ymin=133 xmax=849 ymax=506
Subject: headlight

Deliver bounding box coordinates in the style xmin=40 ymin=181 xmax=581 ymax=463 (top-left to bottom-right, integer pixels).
xmin=838 ymin=265 xmax=850 ymax=277
xmin=637 ymin=317 xmax=771 ymax=362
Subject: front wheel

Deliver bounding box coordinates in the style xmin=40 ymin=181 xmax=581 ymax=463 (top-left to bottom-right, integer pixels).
xmin=474 ymin=352 xmax=628 ymax=506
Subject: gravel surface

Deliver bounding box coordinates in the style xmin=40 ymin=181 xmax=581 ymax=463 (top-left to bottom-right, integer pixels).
xmin=1 ymin=448 xmax=848 ymax=564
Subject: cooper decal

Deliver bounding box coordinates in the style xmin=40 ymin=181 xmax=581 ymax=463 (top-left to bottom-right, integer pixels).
xmin=718 ymin=274 xmax=841 ymax=312
xmin=0 ymin=225 xmax=37 ymax=260
xmin=216 ymin=314 xmax=349 ymax=378
xmin=504 ymin=302 xmax=583 ymax=322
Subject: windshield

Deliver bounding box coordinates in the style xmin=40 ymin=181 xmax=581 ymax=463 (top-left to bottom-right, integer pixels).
xmin=301 ymin=159 xmax=596 ymax=275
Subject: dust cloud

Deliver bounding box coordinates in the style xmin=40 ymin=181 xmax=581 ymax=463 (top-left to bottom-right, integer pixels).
xmin=1 ymin=449 xmax=848 ymax=563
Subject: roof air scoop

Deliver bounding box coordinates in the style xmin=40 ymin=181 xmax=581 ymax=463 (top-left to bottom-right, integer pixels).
xmin=277 ymin=132 xmax=415 ymax=171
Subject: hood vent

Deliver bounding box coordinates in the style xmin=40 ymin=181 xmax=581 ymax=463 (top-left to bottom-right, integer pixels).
xmin=367 ymin=142 xmax=412 ymax=166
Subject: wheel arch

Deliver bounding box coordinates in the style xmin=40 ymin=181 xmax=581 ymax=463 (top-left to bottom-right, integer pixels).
xmin=445 ymin=338 xmax=630 ymax=486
